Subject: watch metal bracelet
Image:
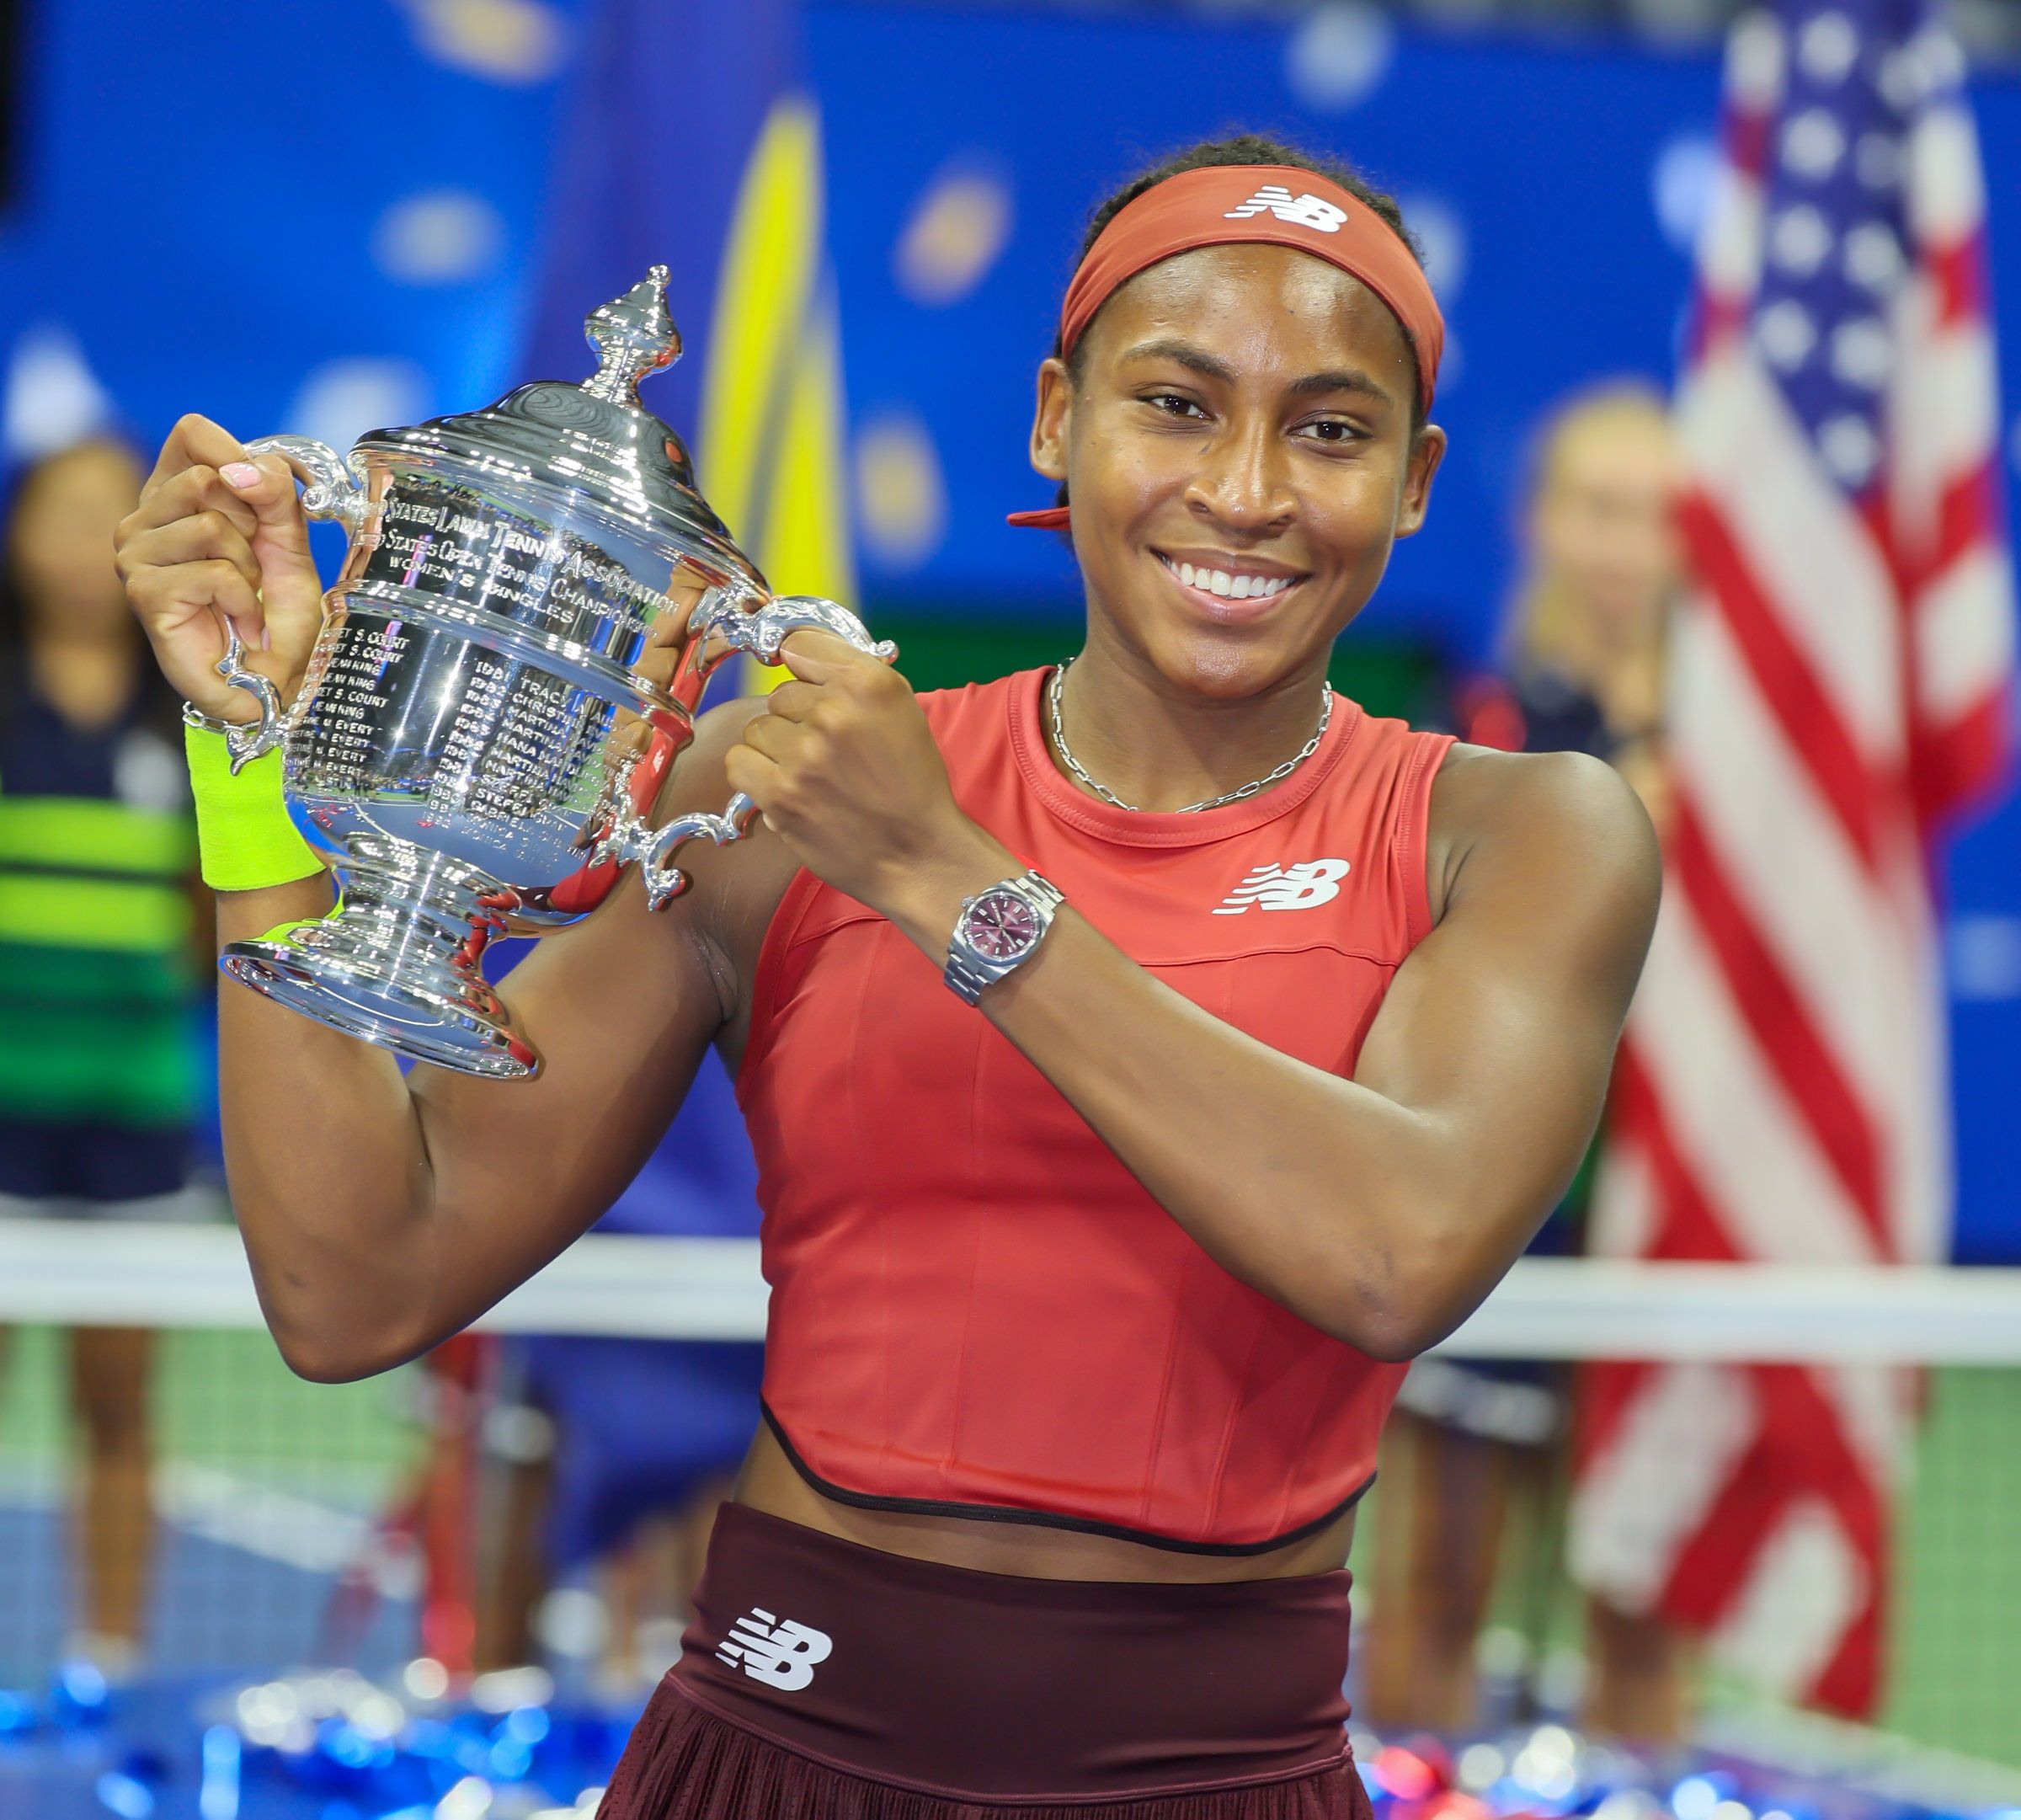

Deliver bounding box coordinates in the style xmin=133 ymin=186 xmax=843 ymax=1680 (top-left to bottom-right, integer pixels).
xmin=944 ymin=870 xmax=1064 ymax=1006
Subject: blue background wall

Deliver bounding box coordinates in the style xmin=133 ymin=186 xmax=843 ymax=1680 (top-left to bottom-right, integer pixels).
xmin=4 ymin=0 xmax=2015 ymax=1254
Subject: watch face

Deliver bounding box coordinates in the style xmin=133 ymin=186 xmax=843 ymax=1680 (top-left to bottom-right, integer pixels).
xmin=964 ymin=889 xmax=1040 ymax=960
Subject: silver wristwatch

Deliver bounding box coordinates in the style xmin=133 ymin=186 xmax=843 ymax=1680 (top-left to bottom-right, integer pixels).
xmin=943 ymin=870 xmax=1065 ymax=1005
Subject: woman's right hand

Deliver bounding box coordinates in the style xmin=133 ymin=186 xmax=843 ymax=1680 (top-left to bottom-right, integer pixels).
xmin=113 ymin=414 xmax=328 ymax=723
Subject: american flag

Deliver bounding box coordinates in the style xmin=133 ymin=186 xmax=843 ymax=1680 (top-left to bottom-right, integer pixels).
xmin=1566 ymin=0 xmax=2014 ymax=1716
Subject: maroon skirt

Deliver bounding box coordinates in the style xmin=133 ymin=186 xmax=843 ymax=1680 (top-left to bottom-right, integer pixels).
xmin=596 ymin=1502 xmax=1372 ymax=1817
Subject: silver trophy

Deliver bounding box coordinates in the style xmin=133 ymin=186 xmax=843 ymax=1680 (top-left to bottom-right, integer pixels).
xmin=205 ymin=266 xmax=890 ymax=1079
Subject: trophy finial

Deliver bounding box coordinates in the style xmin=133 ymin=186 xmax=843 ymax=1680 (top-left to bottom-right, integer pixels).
xmin=582 ymin=265 xmax=682 ymax=405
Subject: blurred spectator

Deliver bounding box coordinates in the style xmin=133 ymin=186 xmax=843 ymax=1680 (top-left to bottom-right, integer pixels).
xmin=0 ymin=436 xmax=211 ymax=1682
xmin=1360 ymin=381 xmax=1678 ymax=1733
xmin=499 ymin=1332 xmax=763 ymax=1694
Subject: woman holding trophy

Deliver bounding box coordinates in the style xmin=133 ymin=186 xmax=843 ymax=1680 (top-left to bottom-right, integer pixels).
xmin=114 ymin=136 xmax=1658 ymax=1818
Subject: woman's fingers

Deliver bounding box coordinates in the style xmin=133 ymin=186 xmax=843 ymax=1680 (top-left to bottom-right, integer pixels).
xmin=760 ymin=680 xmax=823 ymax=723
xmin=122 ymin=462 xmax=259 ymax=539
xmin=124 ymin=556 xmax=268 ymax=716
xmin=738 ymin=713 xmax=802 ymax=761
xmin=775 ymin=627 xmax=888 ymax=686
xmin=117 ymin=416 xmax=329 ymax=717
xmin=223 ymin=451 xmax=319 ymax=574
xmin=141 ymin=414 xmax=252 ymax=504
xmin=115 ymin=509 xmax=264 ymax=598
xmin=723 ymin=739 xmax=782 ymax=825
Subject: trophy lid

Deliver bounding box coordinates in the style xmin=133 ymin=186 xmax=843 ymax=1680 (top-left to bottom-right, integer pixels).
xmin=354 ymin=266 xmax=766 ymax=593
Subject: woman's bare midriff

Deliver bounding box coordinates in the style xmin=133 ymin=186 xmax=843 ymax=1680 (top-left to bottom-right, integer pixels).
xmin=726 ymin=1420 xmax=1358 ymax=1583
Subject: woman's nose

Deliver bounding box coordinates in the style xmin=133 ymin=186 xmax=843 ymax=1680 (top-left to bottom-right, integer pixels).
xmin=1185 ymin=419 xmax=1295 ymax=531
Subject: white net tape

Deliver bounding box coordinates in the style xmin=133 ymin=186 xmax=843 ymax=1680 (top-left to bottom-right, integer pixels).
xmin=3 ymin=1217 xmax=2018 ymax=1359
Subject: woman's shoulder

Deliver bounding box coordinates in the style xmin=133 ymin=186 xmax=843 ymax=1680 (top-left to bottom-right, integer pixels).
xmin=910 ymin=668 xmax=1030 ymax=739
xmin=1424 ymin=740 xmax=1655 ymax=928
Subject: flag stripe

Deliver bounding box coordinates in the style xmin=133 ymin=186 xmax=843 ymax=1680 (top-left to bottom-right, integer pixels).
xmin=1688 ymin=355 xmax=1908 ymax=762
xmin=1669 ymin=595 xmax=1917 ymax=1134
xmin=1658 ymin=1415 xmax=1800 ymax=1631
xmin=1630 ymin=892 xmax=1876 ymax=1265
xmin=1924 ymin=455 xmax=2004 ymax=597
xmin=1913 ymin=542 xmax=2017 ymax=723
xmin=1669 ymin=798 xmax=1891 ymax=1254
xmin=1926 ymin=232 xmax=1986 ymax=328
xmin=1912 ymin=681 xmax=2014 ymax=829
xmin=1681 ymin=493 xmax=1886 ymax=872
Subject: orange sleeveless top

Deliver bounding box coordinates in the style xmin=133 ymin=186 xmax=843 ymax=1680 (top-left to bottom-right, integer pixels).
xmin=737 ymin=667 xmax=1456 ymax=1552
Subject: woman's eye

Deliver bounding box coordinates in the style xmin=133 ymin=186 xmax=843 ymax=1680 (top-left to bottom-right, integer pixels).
xmin=1145 ymin=393 xmax=1207 ymax=419
xmin=1299 ymin=419 xmax=1362 ymax=445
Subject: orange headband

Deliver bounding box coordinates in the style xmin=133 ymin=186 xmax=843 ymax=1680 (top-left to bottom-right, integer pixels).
xmin=1009 ymin=163 xmax=1444 ymax=531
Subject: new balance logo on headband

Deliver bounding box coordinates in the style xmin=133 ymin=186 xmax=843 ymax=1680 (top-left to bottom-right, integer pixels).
xmin=716 ymin=1608 xmax=833 ymax=1690
xmin=1213 ymin=858 xmax=1352 ymax=914
xmin=1222 ymin=185 xmax=1348 ymax=232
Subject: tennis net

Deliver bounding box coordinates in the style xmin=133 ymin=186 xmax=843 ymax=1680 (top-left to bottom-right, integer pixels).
xmin=1 ymin=1217 xmax=2018 ymax=1815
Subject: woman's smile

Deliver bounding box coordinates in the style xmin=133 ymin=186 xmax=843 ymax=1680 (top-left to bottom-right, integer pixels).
xmin=1151 ymin=547 xmax=1309 ymax=625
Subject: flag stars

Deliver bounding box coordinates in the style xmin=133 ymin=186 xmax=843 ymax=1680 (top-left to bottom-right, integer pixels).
xmin=1876 ymin=47 xmax=1922 ymax=110
xmin=1842 ymin=221 xmax=1904 ymax=292
xmin=1796 ymin=11 xmax=1858 ymax=86
xmin=1829 ymin=318 xmax=1892 ymax=391
xmin=1740 ymin=9 xmax=1953 ymax=499
xmin=1769 ymin=204 xmax=1833 ymax=275
xmin=1876 ymin=32 xmax=1960 ymax=115
xmin=1913 ymin=28 xmax=1965 ymax=97
xmin=1757 ymin=298 xmax=1820 ymax=371
xmin=1818 ymin=414 xmax=1880 ymax=487
xmin=1781 ymin=109 xmax=1848 ymax=180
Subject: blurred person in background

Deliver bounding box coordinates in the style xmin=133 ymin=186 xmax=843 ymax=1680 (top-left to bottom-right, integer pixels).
xmin=0 ymin=435 xmax=210 ymax=1683
xmin=477 ymin=1331 xmax=764 ymax=1693
xmin=1362 ymin=382 xmax=1678 ymax=1734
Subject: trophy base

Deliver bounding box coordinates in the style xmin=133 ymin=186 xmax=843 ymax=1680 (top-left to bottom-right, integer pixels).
xmin=219 ymin=839 xmax=540 ymax=1079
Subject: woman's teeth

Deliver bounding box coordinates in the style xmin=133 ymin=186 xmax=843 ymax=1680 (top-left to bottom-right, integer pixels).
xmin=1163 ymin=557 xmax=1295 ymax=600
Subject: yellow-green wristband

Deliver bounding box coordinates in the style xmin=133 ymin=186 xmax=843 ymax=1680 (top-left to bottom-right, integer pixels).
xmin=184 ymin=723 xmax=326 ymax=893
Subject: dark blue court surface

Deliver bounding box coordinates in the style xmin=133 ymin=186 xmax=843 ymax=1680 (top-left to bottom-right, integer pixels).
xmin=0 ymin=1487 xmax=428 ymax=1819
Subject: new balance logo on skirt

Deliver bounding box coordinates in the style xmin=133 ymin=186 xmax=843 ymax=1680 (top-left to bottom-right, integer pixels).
xmin=716 ymin=1608 xmax=833 ymax=1690
xmin=1223 ymin=185 xmax=1348 ymax=232
xmin=1214 ymin=859 xmax=1352 ymax=913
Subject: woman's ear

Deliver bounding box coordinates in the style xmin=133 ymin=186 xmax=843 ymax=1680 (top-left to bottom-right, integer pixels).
xmin=1030 ymin=357 xmax=1071 ymax=484
xmin=1394 ymin=422 xmax=1448 ymax=540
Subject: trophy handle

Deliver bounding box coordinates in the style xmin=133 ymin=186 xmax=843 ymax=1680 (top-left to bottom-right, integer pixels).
xmin=602 ymin=595 xmax=897 ymax=910
xmin=243 ymin=434 xmax=371 ymax=537
xmin=204 ymin=435 xmax=370 ymax=772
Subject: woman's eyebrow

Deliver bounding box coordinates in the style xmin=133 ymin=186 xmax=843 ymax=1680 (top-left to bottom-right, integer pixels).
xmin=1285 ymin=368 xmax=1394 ymax=407
xmin=1116 ymin=339 xmax=1238 ymax=384
xmin=1117 ymin=339 xmax=1394 ymax=410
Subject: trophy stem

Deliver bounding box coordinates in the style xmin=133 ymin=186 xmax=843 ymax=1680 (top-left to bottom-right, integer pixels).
xmin=218 ymin=837 xmax=540 ymax=1079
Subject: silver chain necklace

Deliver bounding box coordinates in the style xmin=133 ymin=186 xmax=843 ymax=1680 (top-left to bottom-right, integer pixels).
xmin=1046 ymin=660 xmax=1333 ymax=814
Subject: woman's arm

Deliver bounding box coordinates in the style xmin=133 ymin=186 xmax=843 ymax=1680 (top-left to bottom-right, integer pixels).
xmin=118 ymin=418 xmax=776 ymax=1383
xmin=732 ymin=636 xmax=1661 ymax=1362
xmin=210 ymin=707 xmax=755 ymax=1382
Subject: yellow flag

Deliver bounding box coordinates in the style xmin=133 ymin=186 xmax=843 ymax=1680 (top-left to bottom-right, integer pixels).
xmin=696 ymin=95 xmax=857 ymax=691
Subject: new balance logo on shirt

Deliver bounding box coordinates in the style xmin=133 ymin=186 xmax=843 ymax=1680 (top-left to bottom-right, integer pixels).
xmin=1222 ymin=185 xmax=1349 ymax=232
xmin=716 ymin=1607 xmax=833 ymax=1690
xmin=1214 ymin=858 xmax=1352 ymax=914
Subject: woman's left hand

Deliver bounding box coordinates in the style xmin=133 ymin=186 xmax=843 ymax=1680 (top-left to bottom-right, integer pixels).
xmin=724 ymin=630 xmax=1014 ymax=929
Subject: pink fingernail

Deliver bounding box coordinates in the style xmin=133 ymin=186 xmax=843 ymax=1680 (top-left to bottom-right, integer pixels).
xmin=221 ymin=462 xmax=259 ymax=488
